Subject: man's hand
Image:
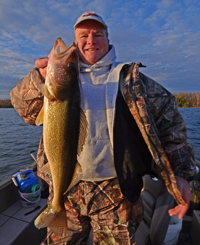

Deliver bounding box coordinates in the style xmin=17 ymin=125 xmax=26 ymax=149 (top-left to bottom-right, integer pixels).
xmin=168 ymin=176 xmax=192 ymax=220
xmin=35 ymin=57 xmax=49 ymax=79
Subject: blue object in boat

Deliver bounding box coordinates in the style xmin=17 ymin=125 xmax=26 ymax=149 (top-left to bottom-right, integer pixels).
xmin=16 ymin=170 xmax=38 ymax=193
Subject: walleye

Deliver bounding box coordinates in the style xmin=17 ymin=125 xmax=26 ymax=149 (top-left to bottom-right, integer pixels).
xmin=34 ymin=38 xmax=88 ymax=236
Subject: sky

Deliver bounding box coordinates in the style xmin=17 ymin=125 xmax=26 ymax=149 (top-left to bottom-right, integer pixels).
xmin=0 ymin=0 xmax=200 ymax=99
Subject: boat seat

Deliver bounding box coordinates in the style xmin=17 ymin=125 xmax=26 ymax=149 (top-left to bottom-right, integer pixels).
xmin=134 ymin=175 xmax=175 ymax=245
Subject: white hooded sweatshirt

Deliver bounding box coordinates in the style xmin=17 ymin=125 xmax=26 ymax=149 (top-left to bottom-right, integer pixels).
xmin=78 ymin=45 xmax=127 ymax=181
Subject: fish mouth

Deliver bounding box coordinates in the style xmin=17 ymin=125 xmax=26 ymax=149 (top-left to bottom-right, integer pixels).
xmin=54 ymin=42 xmax=77 ymax=60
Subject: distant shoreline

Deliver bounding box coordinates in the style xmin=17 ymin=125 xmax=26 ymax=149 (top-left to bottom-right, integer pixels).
xmin=0 ymin=99 xmax=13 ymax=108
xmin=173 ymin=92 xmax=200 ymax=108
xmin=1 ymin=92 xmax=200 ymax=108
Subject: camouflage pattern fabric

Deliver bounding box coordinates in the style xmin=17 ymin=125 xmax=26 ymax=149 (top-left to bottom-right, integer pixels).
xmin=121 ymin=62 xmax=197 ymax=204
xmin=10 ymin=68 xmax=44 ymax=125
xmin=40 ymin=178 xmax=142 ymax=245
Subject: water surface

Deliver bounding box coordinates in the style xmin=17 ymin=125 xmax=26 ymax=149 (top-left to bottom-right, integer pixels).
xmin=0 ymin=108 xmax=200 ymax=182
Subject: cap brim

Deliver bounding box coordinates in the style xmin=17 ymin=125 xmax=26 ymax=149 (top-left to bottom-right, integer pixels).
xmin=74 ymin=17 xmax=107 ymax=29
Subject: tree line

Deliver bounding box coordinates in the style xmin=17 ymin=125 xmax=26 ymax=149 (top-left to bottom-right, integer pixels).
xmin=0 ymin=92 xmax=200 ymax=108
xmin=173 ymin=92 xmax=200 ymax=107
xmin=0 ymin=99 xmax=13 ymax=108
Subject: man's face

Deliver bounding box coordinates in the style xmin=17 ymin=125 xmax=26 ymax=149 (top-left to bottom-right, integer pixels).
xmin=75 ymin=20 xmax=109 ymax=65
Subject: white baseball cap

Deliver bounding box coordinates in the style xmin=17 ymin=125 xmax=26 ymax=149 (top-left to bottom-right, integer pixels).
xmin=74 ymin=11 xmax=107 ymax=29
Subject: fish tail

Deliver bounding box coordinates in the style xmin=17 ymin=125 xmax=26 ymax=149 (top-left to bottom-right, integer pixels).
xmin=34 ymin=204 xmax=68 ymax=236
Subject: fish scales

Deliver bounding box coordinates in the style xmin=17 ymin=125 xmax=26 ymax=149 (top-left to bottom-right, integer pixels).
xmin=44 ymin=93 xmax=80 ymax=204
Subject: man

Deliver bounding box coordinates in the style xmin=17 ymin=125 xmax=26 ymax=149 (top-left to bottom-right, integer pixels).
xmin=10 ymin=11 xmax=197 ymax=245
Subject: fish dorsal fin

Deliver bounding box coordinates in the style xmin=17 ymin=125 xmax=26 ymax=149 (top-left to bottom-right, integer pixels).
xmin=36 ymin=106 xmax=44 ymax=126
xmin=77 ymin=108 xmax=88 ymax=156
xmin=40 ymin=84 xmax=54 ymax=100
xmin=63 ymin=162 xmax=82 ymax=195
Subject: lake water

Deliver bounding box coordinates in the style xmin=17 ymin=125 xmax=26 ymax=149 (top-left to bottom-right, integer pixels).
xmin=0 ymin=108 xmax=200 ymax=182
xmin=0 ymin=108 xmax=42 ymax=181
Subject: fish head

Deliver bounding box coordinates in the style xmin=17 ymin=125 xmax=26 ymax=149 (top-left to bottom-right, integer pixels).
xmin=46 ymin=38 xmax=79 ymax=101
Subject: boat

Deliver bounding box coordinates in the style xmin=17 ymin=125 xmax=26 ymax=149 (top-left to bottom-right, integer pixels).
xmin=0 ymin=161 xmax=48 ymax=245
xmin=0 ymin=152 xmax=93 ymax=245
xmin=0 ymin=158 xmax=199 ymax=245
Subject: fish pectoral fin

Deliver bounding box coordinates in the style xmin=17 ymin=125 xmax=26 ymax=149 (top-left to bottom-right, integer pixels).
xmin=63 ymin=162 xmax=82 ymax=195
xmin=36 ymin=106 xmax=44 ymax=126
xmin=34 ymin=204 xmax=68 ymax=236
xmin=40 ymin=83 xmax=55 ymax=100
xmin=77 ymin=108 xmax=88 ymax=156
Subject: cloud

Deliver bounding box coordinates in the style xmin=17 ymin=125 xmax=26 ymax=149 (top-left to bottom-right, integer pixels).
xmin=0 ymin=0 xmax=200 ymax=99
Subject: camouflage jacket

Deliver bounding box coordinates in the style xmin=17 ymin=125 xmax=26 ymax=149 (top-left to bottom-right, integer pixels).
xmin=10 ymin=64 xmax=197 ymax=204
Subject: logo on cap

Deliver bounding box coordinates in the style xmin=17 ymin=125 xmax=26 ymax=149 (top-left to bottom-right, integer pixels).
xmin=82 ymin=13 xmax=99 ymax=18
